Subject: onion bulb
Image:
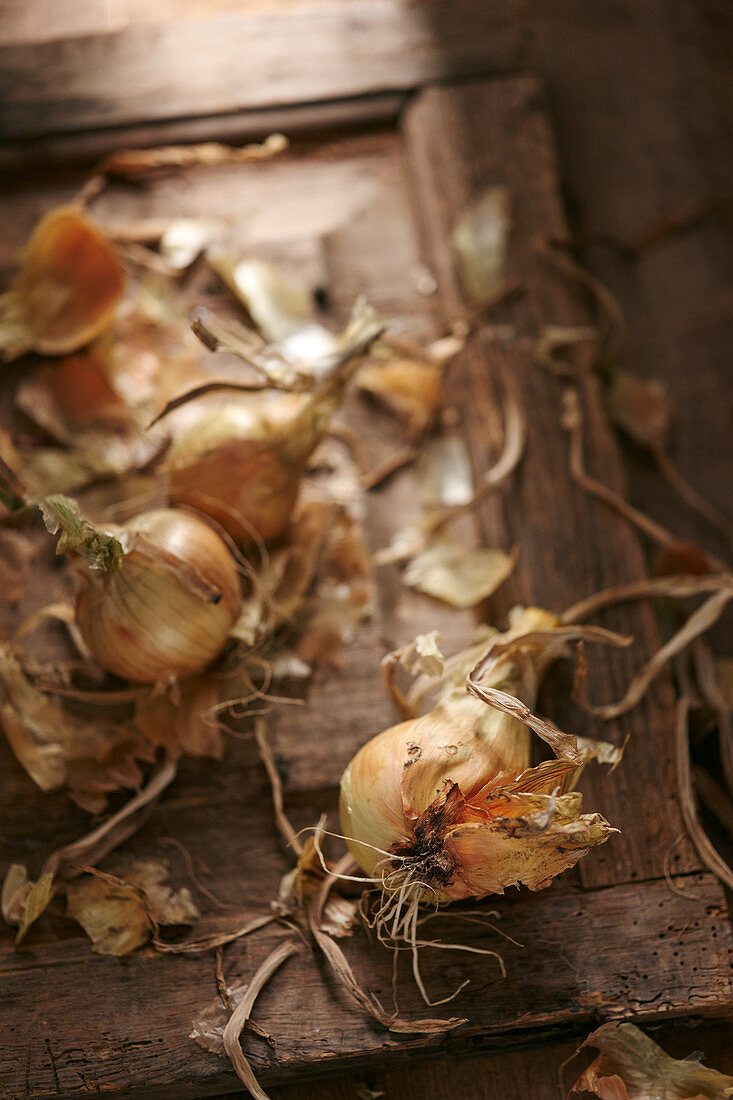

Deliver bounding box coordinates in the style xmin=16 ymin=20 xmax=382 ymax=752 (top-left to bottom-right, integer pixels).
xmin=340 ymin=608 xmax=617 ymax=925
xmin=0 ymin=208 xmax=124 ymax=362
xmin=164 ymin=300 xmax=384 ymax=543
xmin=41 ymin=495 xmax=242 ymax=683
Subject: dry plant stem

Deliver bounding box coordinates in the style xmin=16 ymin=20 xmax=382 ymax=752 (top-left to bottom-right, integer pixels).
xmin=655 ymin=448 xmax=733 ymax=552
xmin=253 ymin=719 xmax=303 ymax=856
xmin=691 ymin=639 xmax=733 ymax=797
xmin=566 ymin=391 xmax=677 ymax=549
xmin=148 ymin=379 xmax=273 ymax=429
xmin=565 ymin=390 xmax=728 ymax=573
xmin=159 ymin=836 xmax=239 ymax=911
xmin=361 ymin=446 xmax=419 ymax=491
xmin=627 ymin=194 xmax=733 ymax=254
xmin=693 ymin=767 xmax=733 ymax=838
xmin=42 ymin=757 xmax=177 ymax=879
xmin=578 ymin=589 xmax=733 ymax=721
xmin=674 ymin=693 xmax=733 ymax=892
xmin=222 ymin=940 xmax=299 ymax=1100
xmin=384 ymin=278 xmax=522 ymax=362
xmin=308 ymin=856 xmax=464 ymax=1034
xmin=534 ymin=236 xmax=625 ymax=362
xmin=154 ymin=913 xmax=277 ymax=954
xmin=561 ymin=573 xmax=733 ymax=624
xmin=97 ymin=133 xmax=287 ymax=179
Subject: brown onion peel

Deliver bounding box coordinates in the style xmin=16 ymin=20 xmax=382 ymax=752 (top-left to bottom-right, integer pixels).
xmin=340 ymin=608 xmax=622 ymax=988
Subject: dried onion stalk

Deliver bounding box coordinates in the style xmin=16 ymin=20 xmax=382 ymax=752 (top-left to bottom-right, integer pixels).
xmin=163 ymin=300 xmax=384 ymax=543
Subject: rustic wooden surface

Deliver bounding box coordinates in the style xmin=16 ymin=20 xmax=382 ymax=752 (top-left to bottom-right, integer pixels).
xmin=1 ymin=1 xmax=732 ymax=1097
xmin=402 ymin=77 xmax=702 ymax=892
xmin=533 ymin=0 xmax=733 ymax=570
xmin=0 ymin=0 xmax=527 ymax=142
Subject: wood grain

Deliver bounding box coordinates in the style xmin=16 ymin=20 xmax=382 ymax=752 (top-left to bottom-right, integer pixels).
xmin=2 ymin=783 xmax=731 ymax=1100
xmin=402 ymin=77 xmax=700 ymax=888
xmin=532 ymin=0 xmax=733 ymax=568
xmin=0 ymin=0 xmax=528 ymax=141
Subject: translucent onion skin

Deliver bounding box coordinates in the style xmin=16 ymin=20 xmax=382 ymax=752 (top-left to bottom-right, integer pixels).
xmin=75 ymin=509 xmax=242 ymax=683
xmin=340 ymin=608 xmax=614 ymax=903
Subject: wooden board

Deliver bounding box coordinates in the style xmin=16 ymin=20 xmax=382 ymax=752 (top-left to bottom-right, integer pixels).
xmin=0 ymin=62 xmax=731 ymax=1100
xmin=0 ymin=0 xmax=527 ymax=142
xmin=532 ymin=0 xmax=733 ymax=570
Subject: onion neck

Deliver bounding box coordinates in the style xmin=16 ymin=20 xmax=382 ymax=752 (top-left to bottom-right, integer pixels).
xmin=41 ymin=494 xmax=123 ymax=572
xmin=280 ymin=300 xmax=385 ymax=465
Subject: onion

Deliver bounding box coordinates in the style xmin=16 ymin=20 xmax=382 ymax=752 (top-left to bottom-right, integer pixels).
xmin=163 ymin=300 xmax=384 ymax=543
xmin=42 ymin=496 xmax=242 ymax=683
xmin=0 ymin=207 xmax=124 ymax=362
xmin=340 ymin=608 xmax=617 ymax=925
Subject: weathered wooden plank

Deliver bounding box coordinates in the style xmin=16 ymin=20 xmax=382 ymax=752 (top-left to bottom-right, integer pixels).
xmin=271 ymin=1020 xmax=733 ymax=1100
xmin=531 ymin=0 xmax=733 ymax=566
xmin=0 ymin=0 xmax=528 ymax=141
xmin=401 ymin=77 xmax=701 ymax=889
xmin=2 ymin=843 xmax=731 ymax=1098
xmin=0 ymin=93 xmax=407 ymax=177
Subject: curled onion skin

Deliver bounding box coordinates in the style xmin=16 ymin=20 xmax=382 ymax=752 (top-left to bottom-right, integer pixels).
xmin=0 ymin=207 xmax=124 ymax=362
xmin=75 ymin=509 xmax=242 ymax=683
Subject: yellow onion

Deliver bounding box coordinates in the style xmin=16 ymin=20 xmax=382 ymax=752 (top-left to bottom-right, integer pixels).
xmin=340 ymin=608 xmax=617 ymax=917
xmin=41 ymin=495 xmax=242 ymax=683
xmin=0 ymin=207 xmax=124 ymax=362
xmin=164 ymin=301 xmax=383 ymax=543
xmin=164 ymin=396 xmax=304 ymax=543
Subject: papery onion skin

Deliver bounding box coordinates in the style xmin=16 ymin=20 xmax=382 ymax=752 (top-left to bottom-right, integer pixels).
xmin=339 ymin=693 xmax=531 ymax=886
xmin=75 ymin=509 xmax=242 ymax=683
xmin=165 ymin=403 xmax=302 ymax=544
xmin=0 ymin=207 xmax=124 ymax=362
